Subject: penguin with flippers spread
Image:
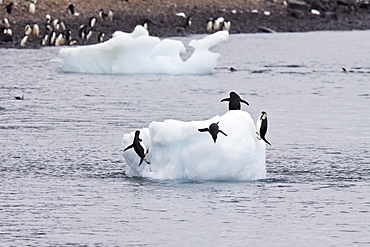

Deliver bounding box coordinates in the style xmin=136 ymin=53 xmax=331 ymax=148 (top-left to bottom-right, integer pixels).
xmin=198 ymin=122 xmax=227 ymax=143
xmin=123 ymin=130 xmax=150 ymax=166
xmin=221 ymin=91 xmax=249 ymax=110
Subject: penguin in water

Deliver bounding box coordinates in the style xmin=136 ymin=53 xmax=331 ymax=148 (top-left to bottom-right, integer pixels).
xmin=256 ymin=111 xmax=271 ymax=145
xmin=14 ymin=95 xmax=24 ymax=100
xmin=123 ymin=130 xmax=150 ymax=166
xmin=198 ymin=122 xmax=227 ymax=143
xmin=221 ymin=91 xmax=249 ymax=110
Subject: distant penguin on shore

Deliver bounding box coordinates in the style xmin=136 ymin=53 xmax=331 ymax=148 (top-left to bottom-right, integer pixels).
xmin=198 ymin=122 xmax=227 ymax=143
xmin=256 ymin=111 xmax=271 ymax=145
xmin=24 ymin=24 xmax=32 ymax=36
xmin=89 ymin=17 xmax=97 ymax=28
xmin=49 ymin=31 xmax=56 ymax=45
xmin=223 ymin=20 xmax=231 ymax=31
xmin=3 ymin=17 xmax=10 ymax=28
xmin=206 ymin=18 xmax=213 ymax=32
xmin=107 ymin=10 xmax=114 ymax=21
xmin=68 ymin=4 xmax=75 ymax=15
xmin=98 ymin=32 xmax=105 ymax=43
xmin=99 ymin=9 xmax=108 ymax=20
xmin=123 ymin=130 xmax=150 ymax=166
xmin=221 ymin=91 xmax=249 ymax=110
xmin=45 ymin=14 xmax=51 ymax=24
xmin=32 ymin=23 xmax=39 ymax=37
xmin=55 ymin=33 xmax=66 ymax=46
xmin=29 ymin=2 xmax=35 ymax=14
xmin=20 ymin=35 xmax=28 ymax=47
xmin=6 ymin=3 xmax=13 ymax=14
xmin=3 ymin=28 xmax=12 ymax=35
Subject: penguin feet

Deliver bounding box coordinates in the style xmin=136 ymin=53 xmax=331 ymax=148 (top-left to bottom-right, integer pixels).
xmin=256 ymin=132 xmax=261 ymax=140
xmin=144 ymin=149 xmax=150 ymax=164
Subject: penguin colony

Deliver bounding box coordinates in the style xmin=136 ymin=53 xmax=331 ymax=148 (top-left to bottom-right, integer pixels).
xmin=0 ymin=2 xmax=116 ymax=47
xmin=0 ymin=1 xmax=232 ymax=48
xmin=124 ymin=91 xmax=271 ymax=167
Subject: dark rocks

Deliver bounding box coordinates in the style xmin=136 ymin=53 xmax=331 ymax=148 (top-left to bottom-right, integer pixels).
xmin=0 ymin=32 xmax=12 ymax=42
xmin=2 ymin=0 xmax=370 ymax=49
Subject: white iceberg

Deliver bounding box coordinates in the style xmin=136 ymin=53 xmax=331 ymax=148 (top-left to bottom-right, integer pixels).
xmin=59 ymin=25 xmax=229 ymax=75
xmin=122 ymin=111 xmax=266 ymax=181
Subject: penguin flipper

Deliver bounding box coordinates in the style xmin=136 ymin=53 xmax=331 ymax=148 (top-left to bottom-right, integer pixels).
xmin=219 ymin=130 xmax=228 ymax=136
xmin=123 ymin=144 xmax=134 ymax=152
xmin=241 ymin=99 xmax=249 ymax=105
xmin=221 ymin=98 xmax=230 ymax=102
xmin=263 ymin=138 xmax=272 ymax=146
xmin=198 ymin=128 xmax=209 ymax=132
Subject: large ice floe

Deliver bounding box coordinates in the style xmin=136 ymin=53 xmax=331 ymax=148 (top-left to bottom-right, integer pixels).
xmin=122 ymin=110 xmax=266 ymax=181
xmin=59 ymin=25 xmax=229 ymax=75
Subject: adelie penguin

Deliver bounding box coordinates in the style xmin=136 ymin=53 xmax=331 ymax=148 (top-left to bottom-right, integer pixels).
xmin=6 ymin=3 xmax=13 ymax=14
xmin=221 ymin=91 xmax=249 ymax=110
xmin=14 ymin=95 xmax=24 ymax=100
xmin=198 ymin=122 xmax=227 ymax=143
xmin=68 ymin=4 xmax=75 ymax=15
xmin=256 ymin=111 xmax=271 ymax=145
xmin=123 ymin=130 xmax=150 ymax=166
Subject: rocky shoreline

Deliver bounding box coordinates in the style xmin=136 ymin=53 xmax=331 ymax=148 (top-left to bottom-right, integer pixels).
xmin=1 ymin=0 xmax=370 ymax=49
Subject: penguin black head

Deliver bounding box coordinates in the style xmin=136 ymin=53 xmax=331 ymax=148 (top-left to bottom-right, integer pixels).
xmin=134 ymin=130 xmax=140 ymax=137
xmin=229 ymin=91 xmax=239 ymax=98
xmin=134 ymin=130 xmax=143 ymax=142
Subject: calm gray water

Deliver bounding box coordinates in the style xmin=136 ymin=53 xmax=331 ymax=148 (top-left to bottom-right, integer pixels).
xmin=1 ymin=31 xmax=369 ymax=246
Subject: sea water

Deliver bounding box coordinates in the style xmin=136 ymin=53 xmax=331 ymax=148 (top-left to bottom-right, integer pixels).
xmin=0 ymin=31 xmax=369 ymax=246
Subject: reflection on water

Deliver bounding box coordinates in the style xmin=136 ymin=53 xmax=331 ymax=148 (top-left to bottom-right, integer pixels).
xmin=0 ymin=31 xmax=369 ymax=246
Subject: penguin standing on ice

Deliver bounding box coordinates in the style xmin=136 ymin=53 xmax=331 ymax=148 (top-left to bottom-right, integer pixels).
xmin=221 ymin=91 xmax=249 ymax=110
xmin=198 ymin=122 xmax=227 ymax=143
xmin=123 ymin=130 xmax=150 ymax=166
xmin=256 ymin=111 xmax=271 ymax=145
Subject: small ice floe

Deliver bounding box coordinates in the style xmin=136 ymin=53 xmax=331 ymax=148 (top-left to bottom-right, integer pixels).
xmin=122 ymin=110 xmax=266 ymax=181
xmin=59 ymin=25 xmax=229 ymax=75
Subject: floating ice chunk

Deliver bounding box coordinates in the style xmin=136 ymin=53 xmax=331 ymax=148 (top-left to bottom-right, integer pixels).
xmin=122 ymin=111 xmax=266 ymax=181
xmin=59 ymin=25 xmax=229 ymax=75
